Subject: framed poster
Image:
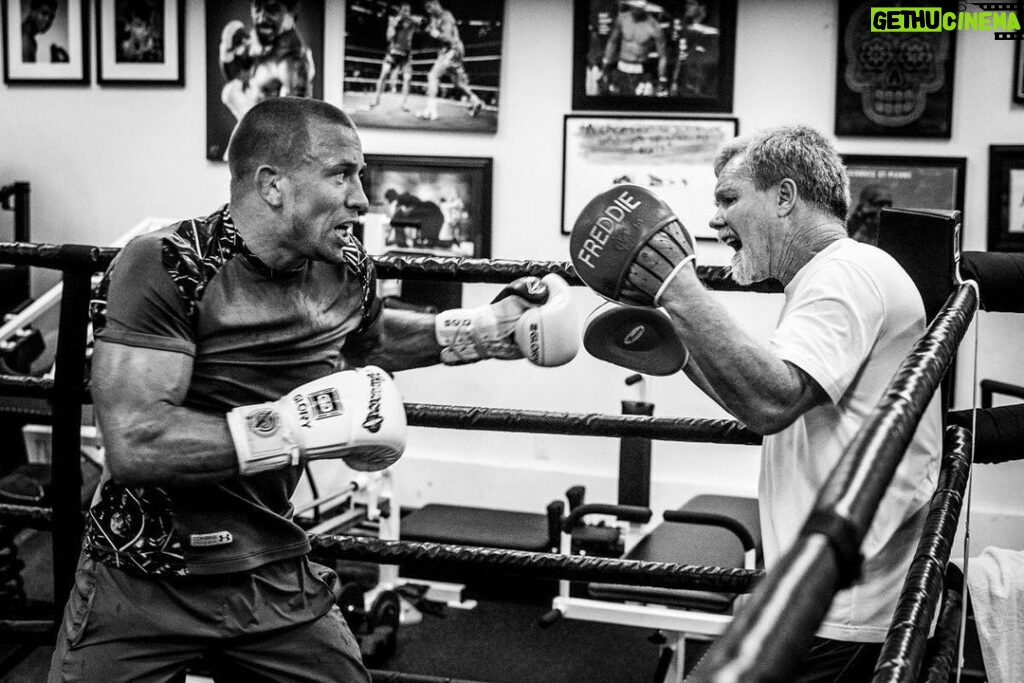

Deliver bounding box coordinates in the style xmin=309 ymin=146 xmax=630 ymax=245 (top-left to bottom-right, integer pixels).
xmin=342 ymin=0 xmax=504 ymax=133
xmin=988 ymin=145 xmax=1024 ymax=252
xmin=842 ymin=154 xmax=966 ymax=245
xmin=96 ymin=0 xmax=184 ymax=86
xmin=2 ymin=0 xmax=89 ymax=84
xmin=359 ymin=154 xmax=492 ymax=259
xmin=561 ymin=114 xmax=738 ymax=237
xmin=1015 ymin=34 xmax=1024 ymax=104
xmin=835 ymin=0 xmax=956 ymax=138
xmin=205 ymin=0 xmax=325 ymax=161
xmin=572 ymin=0 xmax=736 ymax=113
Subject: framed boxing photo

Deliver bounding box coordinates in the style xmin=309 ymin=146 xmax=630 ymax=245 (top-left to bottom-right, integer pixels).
xmin=204 ymin=0 xmax=325 ymax=161
xmin=988 ymin=145 xmax=1024 ymax=252
xmin=841 ymin=154 xmax=966 ymax=245
xmin=342 ymin=0 xmax=505 ymax=133
xmin=561 ymin=114 xmax=738 ymax=237
xmin=2 ymin=0 xmax=90 ymax=85
xmin=1015 ymin=36 xmax=1024 ymax=104
xmin=357 ymin=154 xmax=493 ymax=260
xmin=571 ymin=0 xmax=737 ymax=113
xmin=95 ymin=0 xmax=184 ymax=86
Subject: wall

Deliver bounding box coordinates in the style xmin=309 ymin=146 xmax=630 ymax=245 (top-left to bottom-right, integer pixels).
xmin=1 ymin=0 xmax=1022 ymax=549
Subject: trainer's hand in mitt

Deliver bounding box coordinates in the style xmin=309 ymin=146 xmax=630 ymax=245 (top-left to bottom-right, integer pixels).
xmin=570 ymin=185 xmax=696 ymax=307
xmin=583 ymin=302 xmax=689 ymax=376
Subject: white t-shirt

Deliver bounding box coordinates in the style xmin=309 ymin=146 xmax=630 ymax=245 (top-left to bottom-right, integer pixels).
xmin=761 ymin=238 xmax=942 ymax=642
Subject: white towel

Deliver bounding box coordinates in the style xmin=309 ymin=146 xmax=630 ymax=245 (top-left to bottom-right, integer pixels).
xmin=959 ymin=547 xmax=1024 ymax=683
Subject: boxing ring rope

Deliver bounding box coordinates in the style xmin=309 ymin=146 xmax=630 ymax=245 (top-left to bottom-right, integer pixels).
xmin=309 ymin=535 xmax=762 ymax=593
xmin=686 ymin=283 xmax=979 ymax=683
xmin=873 ymin=426 xmax=972 ymax=683
xmin=404 ymin=404 xmax=761 ymax=444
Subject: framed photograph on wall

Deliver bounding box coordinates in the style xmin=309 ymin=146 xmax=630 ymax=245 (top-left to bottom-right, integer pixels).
xmin=842 ymin=154 xmax=966 ymax=244
xmin=572 ymin=0 xmax=736 ymax=113
xmin=988 ymin=145 xmax=1024 ymax=252
xmin=359 ymin=154 xmax=492 ymax=259
xmin=342 ymin=0 xmax=504 ymax=133
xmin=204 ymin=0 xmax=325 ymax=161
xmin=835 ymin=0 xmax=956 ymax=138
xmin=561 ymin=114 xmax=738 ymax=237
xmin=1015 ymin=36 xmax=1024 ymax=104
xmin=2 ymin=0 xmax=89 ymax=84
xmin=96 ymin=0 xmax=184 ymax=86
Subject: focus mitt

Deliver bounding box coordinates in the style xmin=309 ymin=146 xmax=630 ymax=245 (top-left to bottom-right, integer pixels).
xmin=583 ymin=303 xmax=689 ymax=376
xmin=570 ymin=185 xmax=696 ymax=307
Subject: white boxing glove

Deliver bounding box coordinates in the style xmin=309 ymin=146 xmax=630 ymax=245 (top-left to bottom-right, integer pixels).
xmin=514 ymin=274 xmax=578 ymax=367
xmin=434 ymin=274 xmax=579 ymax=366
xmin=434 ymin=275 xmax=548 ymax=364
xmin=226 ymin=366 xmax=406 ymax=475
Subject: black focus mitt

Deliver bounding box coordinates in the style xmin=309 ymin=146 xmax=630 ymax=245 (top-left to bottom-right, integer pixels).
xmin=582 ymin=303 xmax=688 ymax=376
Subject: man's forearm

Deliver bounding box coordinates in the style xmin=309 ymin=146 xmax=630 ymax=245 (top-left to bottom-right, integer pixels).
xmin=98 ymin=404 xmax=239 ymax=487
xmin=660 ymin=277 xmax=801 ymax=432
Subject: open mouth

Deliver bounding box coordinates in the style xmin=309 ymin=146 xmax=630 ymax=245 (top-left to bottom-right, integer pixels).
xmin=718 ymin=232 xmax=743 ymax=252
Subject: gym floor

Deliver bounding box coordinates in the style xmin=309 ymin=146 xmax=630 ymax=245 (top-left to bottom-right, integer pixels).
xmin=1 ymin=529 xmax=709 ymax=683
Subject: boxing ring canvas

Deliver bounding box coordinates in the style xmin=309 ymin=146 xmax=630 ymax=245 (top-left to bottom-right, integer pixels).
xmin=341 ymin=0 xmax=504 ymax=133
xmin=358 ymin=154 xmax=492 ymax=260
xmin=835 ymin=0 xmax=957 ymax=138
xmin=571 ymin=0 xmax=737 ymax=114
xmin=95 ymin=0 xmax=183 ymax=86
xmin=560 ymin=115 xmax=738 ymax=239
xmin=2 ymin=0 xmax=89 ymax=85
xmin=987 ymin=145 xmax=1024 ymax=252
xmin=204 ymin=0 xmax=325 ymax=161
xmin=842 ymin=155 xmax=966 ymax=238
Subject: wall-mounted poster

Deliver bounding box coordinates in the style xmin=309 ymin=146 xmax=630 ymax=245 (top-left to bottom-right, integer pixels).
xmin=343 ymin=0 xmax=503 ymax=133
xmin=359 ymin=154 xmax=492 ymax=259
xmin=835 ymin=0 xmax=957 ymax=138
xmin=561 ymin=115 xmax=738 ymax=237
xmin=96 ymin=0 xmax=184 ymax=86
xmin=205 ymin=0 xmax=325 ymax=161
xmin=988 ymin=145 xmax=1024 ymax=252
xmin=2 ymin=0 xmax=89 ymax=84
xmin=572 ymin=0 xmax=736 ymax=113
xmin=843 ymin=154 xmax=966 ymax=245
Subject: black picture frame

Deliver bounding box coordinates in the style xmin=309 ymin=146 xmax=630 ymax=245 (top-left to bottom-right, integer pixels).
xmin=359 ymin=154 xmax=493 ymax=260
xmin=835 ymin=0 xmax=957 ymax=138
xmin=342 ymin=0 xmax=504 ymax=133
xmin=96 ymin=0 xmax=184 ymax=86
xmin=561 ymin=114 xmax=738 ymax=236
xmin=842 ymin=154 xmax=966 ymax=244
xmin=1015 ymin=34 xmax=1024 ymax=104
xmin=571 ymin=0 xmax=736 ymax=114
xmin=2 ymin=0 xmax=89 ymax=85
xmin=204 ymin=0 xmax=325 ymax=161
xmin=987 ymin=145 xmax=1024 ymax=252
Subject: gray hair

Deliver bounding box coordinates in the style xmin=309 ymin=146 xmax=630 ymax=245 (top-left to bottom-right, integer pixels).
xmin=713 ymin=124 xmax=850 ymax=223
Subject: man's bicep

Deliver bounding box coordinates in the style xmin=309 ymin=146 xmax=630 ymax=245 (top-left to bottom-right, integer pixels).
xmin=92 ymin=340 xmax=194 ymax=417
xmin=784 ymin=360 xmax=831 ymax=414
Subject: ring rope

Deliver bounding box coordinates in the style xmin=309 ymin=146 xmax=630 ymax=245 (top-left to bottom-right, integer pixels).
xmin=309 ymin=535 xmax=763 ymax=593
xmin=872 ymin=426 xmax=972 ymax=683
xmin=405 ymin=403 xmax=762 ymax=444
xmin=686 ymin=283 xmax=979 ymax=683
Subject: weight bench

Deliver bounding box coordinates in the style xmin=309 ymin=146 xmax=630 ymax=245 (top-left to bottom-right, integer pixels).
xmin=548 ymin=494 xmax=762 ymax=683
xmin=400 ymin=503 xmax=562 ymax=553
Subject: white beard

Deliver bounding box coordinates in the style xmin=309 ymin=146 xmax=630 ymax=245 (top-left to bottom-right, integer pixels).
xmin=730 ymin=249 xmax=757 ymax=285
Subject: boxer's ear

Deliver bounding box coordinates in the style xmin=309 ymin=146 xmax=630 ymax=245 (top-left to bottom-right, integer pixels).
xmin=256 ymin=165 xmax=284 ymax=208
